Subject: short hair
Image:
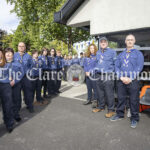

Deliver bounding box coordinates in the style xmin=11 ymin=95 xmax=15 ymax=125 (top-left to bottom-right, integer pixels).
xmin=80 ymin=52 xmax=83 ymax=55
xmin=5 ymin=47 xmax=14 ymax=55
xmin=32 ymin=50 xmax=38 ymax=56
xmin=125 ymin=34 xmax=135 ymax=40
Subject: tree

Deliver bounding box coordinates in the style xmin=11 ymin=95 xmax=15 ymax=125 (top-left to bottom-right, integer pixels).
xmin=6 ymin=0 xmax=90 ymax=53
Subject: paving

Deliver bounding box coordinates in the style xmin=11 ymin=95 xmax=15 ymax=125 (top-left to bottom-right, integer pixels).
xmin=0 ymin=81 xmax=150 ymax=150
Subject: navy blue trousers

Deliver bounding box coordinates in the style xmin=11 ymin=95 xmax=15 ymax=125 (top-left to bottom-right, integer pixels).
xmin=12 ymin=82 xmax=22 ymax=119
xmin=0 ymin=83 xmax=14 ymax=128
xmin=86 ymin=76 xmax=97 ymax=100
xmin=21 ymin=76 xmax=34 ymax=109
xmin=31 ymin=78 xmax=43 ymax=102
xmin=116 ymin=80 xmax=140 ymax=121
xmin=95 ymin=74 xmax=115 ymax=111
xmin=48 ymin=71 xmax=57 ymax=94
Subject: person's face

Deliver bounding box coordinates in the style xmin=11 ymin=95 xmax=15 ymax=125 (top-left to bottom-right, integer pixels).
xmin=33 ymin=52 xmax=38 ymax=59
xmin=43 ymin=50 xmax=47 ymax=56
xmin=0 ymin=51 xmax=3 ymax=59
xmin=100 ymin=40 xmax=108 ymax=49
xmin=125 ymin=35 xmax=136 ymax=49
xmin=5 ymin=52 xmax=13 ymax=62
xmin=80 ymin=54 xmax=83 ymax=58
xmin=51 ymin=49 xmax=55 ymax=56
xmin=75 ymin=55 xmax=78 ymax=58
xmin=90 ymin=45 xmax=95 ymax=54
xmin=18 ymin=42 xmax=26 ymax=53
xmin=57 ymin=51 xmax=61 ymax=57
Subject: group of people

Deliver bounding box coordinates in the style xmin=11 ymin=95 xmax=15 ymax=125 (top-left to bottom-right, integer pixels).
xmin=0 ymin=34 xmax=144 ymax=133
xmin=83 ymin=34 xmax=144 ymax=129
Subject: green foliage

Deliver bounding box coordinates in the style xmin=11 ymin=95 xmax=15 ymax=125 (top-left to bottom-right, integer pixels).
xmin=6 ymin=0 xmax=90 ymax=53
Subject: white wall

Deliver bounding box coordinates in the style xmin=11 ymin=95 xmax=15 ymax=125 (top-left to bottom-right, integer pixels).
xmin=67 ymin=0 xmax=150 ymax=35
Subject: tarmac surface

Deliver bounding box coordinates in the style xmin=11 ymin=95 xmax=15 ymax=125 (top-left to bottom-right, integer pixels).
xmin=0 ymin=81 xmax=150 ymax=150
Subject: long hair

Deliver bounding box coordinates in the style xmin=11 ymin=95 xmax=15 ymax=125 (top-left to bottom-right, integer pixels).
xmin=0 ymin=47 xmax=6 ymax=67
xmin=86 ymin=44 xmax=98 ymax=58
xmin=50 ymin=48 xmax=56 ymax=57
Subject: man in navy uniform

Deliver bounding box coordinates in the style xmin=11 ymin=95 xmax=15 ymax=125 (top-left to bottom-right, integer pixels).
xmin=110 ymin=34 xmax=144 ymax=128
xmin=13 ymin=42 xmax=34 ymax=113
xmin=92 ymin=37 xmax=116 ymax=119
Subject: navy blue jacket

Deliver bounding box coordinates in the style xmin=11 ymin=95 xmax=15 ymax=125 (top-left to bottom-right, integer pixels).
xmin=57 ymin=56 xmax=64 ymax=70
xmin=38 ymin=55 xmax=49 ymax=70
xmin=13 ymin=52 xmax=32 ymax=75
xmin=84 ymin=55 xmax=97 ymax=72
xmin=0 ymin=61 xmax=24 ymax=84
xmin=29 ymin=58 xmax=43 ymax=77
xmin=95 ymin=48 xmax=117 ymax=73
xmin=48 ymin=56 xmax=58 ymax=70
xmin=115 ymin=49 xmax=144 ymax=79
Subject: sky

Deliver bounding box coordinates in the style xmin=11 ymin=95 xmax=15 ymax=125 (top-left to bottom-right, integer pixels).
xmin=0 ymin=0 xmax=20 ymax=33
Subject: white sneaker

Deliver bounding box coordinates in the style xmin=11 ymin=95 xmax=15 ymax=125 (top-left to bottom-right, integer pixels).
xmin=127 ymin=109 xmax=131 ymax=118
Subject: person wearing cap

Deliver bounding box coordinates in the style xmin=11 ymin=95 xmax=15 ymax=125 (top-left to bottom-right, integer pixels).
xmin=92 ymin=37 xmax=117 ymax=118
xmin=13 ymin=42 xmax=34 ymax=113
xmin=110 ymin=34 xmax=144 ymax=128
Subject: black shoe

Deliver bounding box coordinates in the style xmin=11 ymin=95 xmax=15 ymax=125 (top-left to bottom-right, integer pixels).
xmin=15 ymin=117 xmax=22 ymax=122
xmin=7 ymin=126 xmax=14 ymax=133
xmin=83 ymin=100 xmax=92 ymax=105
xmin=28 ymin=108 xmax=34 ymax=113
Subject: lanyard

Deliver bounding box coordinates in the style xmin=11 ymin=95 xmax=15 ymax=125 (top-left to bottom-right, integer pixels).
xmin=123 ymin=50 xmax=131 ymax=67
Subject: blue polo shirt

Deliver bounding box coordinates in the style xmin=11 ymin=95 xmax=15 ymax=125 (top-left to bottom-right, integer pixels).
xmin=95 ymin=48 xmax=117 ymax=73
xmin=115 ymin=48 xmax=144 ymax=79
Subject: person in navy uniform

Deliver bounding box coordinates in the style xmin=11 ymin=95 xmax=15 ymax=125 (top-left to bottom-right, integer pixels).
xmin=72 ymin=54 xmax=80 ymax=65
xmin=79 ymin=52 xmax=85 ymax=68
xmin=4 ymin=48 xmax=24 ymax=123
xmin=13 ymin=42 xmax=34 ymax=113
xmin=68 ymin=55 xmax=73 ymax=67
xmin=56 ymin=50 xmax=64 ymax=93
xmin=110 ymin=34 xmax=144 ymax=128
xmin=30 ymin=50 xmax=49 ymax=106
xmin=39 ymin=48 xmax=49 ymax=98
xmin=83 ymin=44 xmax=98 ymax=106
xmin=48 ymin=48 xmax=58 ymax=95
xmin=0 ymin=47 xmax=14 ymax=132
xmin=92 ymin=37 xmax=116 ymax=119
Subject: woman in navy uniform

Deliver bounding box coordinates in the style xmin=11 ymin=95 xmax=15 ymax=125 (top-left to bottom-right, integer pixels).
xmin=0 ymin=47 xmax=24 ymax=132
xmin=83 ymin=44 xmax=98 ymax=106
xmin=48 ymin=48 xmax=58 ymax=95
xmin=39 ymin=48 xmax=49 ymax=98
xmin=4 ymin=48 xmax=24 ymax=123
